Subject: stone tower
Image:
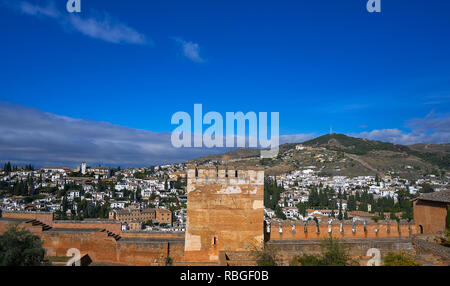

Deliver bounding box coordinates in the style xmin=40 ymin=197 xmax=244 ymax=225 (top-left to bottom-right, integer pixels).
xmin=184 ymin=165 xmax=265 ymax=262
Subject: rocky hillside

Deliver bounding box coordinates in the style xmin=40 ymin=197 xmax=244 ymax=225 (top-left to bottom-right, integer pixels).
xmin=190 ymin=134 xmax=449 ymax=178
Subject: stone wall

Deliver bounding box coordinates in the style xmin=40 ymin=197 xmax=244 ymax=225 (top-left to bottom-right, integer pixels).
xmin=269 ymin=237 xmax=415 ymax=266
xmin=412 ymin=236 xmax=450 ymax=265
xmin=1 ymin=210 xmax=54 ymax=226
xmin=1 ymin=212 xmax=447 ymax=266
xmin=184 ymin=166 xmax=264 ymax=262
xmin=0 ymin=218 xmax=184 ymax=266
xmin=52 ymin=220 xmax=122 ymax=234
xmin=268 ymin=220 xmax=416 ymax=240
xmin=413 ymin=200 xmax=449 ymax=234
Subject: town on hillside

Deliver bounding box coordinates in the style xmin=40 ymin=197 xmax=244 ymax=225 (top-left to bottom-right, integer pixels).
xmin=0 ymin=138 xmax=448 ymax=233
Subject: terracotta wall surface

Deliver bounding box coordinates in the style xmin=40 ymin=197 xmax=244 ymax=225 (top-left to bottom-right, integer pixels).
xmin=4 ymin=189 xmax=450 ymax=266
xmin=1 ymin=211 xmax=54 ymax=226
xmin=413 ymin=200 xmax=449 ymax=234
xmin=269 ymin=237 xmax=415 ymax=266
xmin=268 ymin=220 xmax=416 ymax=240
xmin=184 ymin=166 xmax=264 ymax=262
xmin=52 ymin=220 xmax=122 ymax=234
xmin=120 ymin=231 xmax=185 ymax=239
xmin=40 ymin=230 xmax=185 ymax=266
xmin=0 ymin=219 xmax=185 ymax=266
xmin=0 ymin=218 xmax=442 ymax=266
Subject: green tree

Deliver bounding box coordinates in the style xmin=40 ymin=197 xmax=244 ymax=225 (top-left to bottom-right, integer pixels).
xmin=250 ymin=243 xmax=280 ymax=266
xmin=383 ymin=252 xmax=422 ymax=266
xmin=275 ymin=206 xmax=286 ymax=220
xmin=0 ymin=224 xmax=51 ymax=266
xmin=296 ymin=202 xmax=308 ymax=217
xmin=420 ymin=183 xmax=434 ymax=193
xmin=291 ymin=235 xmax=357 ymax=266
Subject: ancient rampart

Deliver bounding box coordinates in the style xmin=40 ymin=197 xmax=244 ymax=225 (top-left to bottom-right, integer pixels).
xmin=184 ymin=166 xmax=264 ymax=262
xmin=268 ymin=219 xmax=417 ymax=240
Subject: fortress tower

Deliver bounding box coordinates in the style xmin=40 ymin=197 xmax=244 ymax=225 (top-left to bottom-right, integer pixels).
xmin=184 ymin=165 xmax=265 ymax=262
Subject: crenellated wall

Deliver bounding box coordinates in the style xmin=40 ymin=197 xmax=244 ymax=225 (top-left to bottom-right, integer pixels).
xmin=186 ymin=165 xmax=265 ymax=191
xmin=267 ymin=220 xmax=416 ymax=240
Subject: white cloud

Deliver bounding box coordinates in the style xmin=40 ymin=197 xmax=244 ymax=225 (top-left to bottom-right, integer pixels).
xmin=0 ymin=102 xmax=227 ymax=167
xmin=68 ymin=14 xmax=147 ymax=44
xmin=173 ymin=37 xmax=204 ymax=63
xmin=280 ymin=133 xmax=316 ymax=144
xmin=352 ymin=112 xmax=450 ymax=145
xmin=6 ymin=1 xmax=149 ymax=45
xmin=19 ymin=1 xmax=60 ymax=18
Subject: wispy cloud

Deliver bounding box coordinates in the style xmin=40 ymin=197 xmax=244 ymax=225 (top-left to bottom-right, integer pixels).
xmin=5 ymin=0 xmax=149 ymax=45
xmin=19 ymin=1 xmax=60 ymax=18
xmin=422 ymin=94 xmax=450 ymax=105
xmin=279 ymin=133 xmax=316 ymax=144
xmin=68 ymin=14 xmax=147 ymax=44
xmin=0 ymin=102 xmax=226 ymax=167
xmin=173 ymin=37 xmax=205 ymax=63
xmin=352 ymin=112 xmax=450 ymax=145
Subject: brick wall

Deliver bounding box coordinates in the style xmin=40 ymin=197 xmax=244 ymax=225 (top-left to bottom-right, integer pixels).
xmin=413 ymin=200 xmax=449 ymax=234
xmin=52 ymin=220 xmax=122 ymax=234
xmin=268 ymin=220 xmax=416 ymax=240
xmin=1 ymin=211 xmax=54 ymax=226
xmin=269 ymin=237 xmax=415 ymax=266
xmin=184 ymin=166 xmax=264 ymax=262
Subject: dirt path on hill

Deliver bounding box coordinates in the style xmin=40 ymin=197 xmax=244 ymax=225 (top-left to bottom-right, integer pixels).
xmin=345 ymin=153 xmax=382 ymax=176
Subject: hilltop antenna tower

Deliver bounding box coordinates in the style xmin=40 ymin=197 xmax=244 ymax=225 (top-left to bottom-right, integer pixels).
xmin=330 ymin=125 xmax=333 ymax=135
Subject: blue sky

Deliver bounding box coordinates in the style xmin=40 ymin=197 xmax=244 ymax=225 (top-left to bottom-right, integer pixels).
xmin=0 ymin=0 xmax=449 ymax=166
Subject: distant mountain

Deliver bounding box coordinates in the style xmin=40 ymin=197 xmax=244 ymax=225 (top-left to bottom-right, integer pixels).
xmin=189 ymin=134 xmax=449 ymax=177
xmin=408 ymin=143 xmax=450 ymax=154
xmin=189 ymin=148 xmax=261 ymax=163
xmin=302 ymin=134 xmax=449 ymax=169
xmin=302 ymin=134 xmax=409 ymax=154
xmin=189 ymin=143 xmax=298 ymax=163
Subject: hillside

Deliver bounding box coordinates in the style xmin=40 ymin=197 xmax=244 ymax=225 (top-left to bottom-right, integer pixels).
xmin=408 ymin=143 xmax=450 ymax=154
xmin=189 ymin=134 xmax=449 ymax=178
xmin=302 ymin=134 xmax=449 ymax=169
xmin=188 ymin=148 xmax=261 ymax=163
xmin=302 ymin=134 xmax=410 ymax=154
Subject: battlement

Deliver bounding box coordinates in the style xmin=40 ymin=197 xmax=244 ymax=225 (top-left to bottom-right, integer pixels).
xmin=267 ymin=219 xmax=417 ymax=240
xmin=185 ymin=164 xmax=265 ymax=262
xmin=186 ymin=165 xmax=264 ymax=187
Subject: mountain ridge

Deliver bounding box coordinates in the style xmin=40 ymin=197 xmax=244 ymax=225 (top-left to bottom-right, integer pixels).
xmin=190 ymin=134 xmax=449 ymax=176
